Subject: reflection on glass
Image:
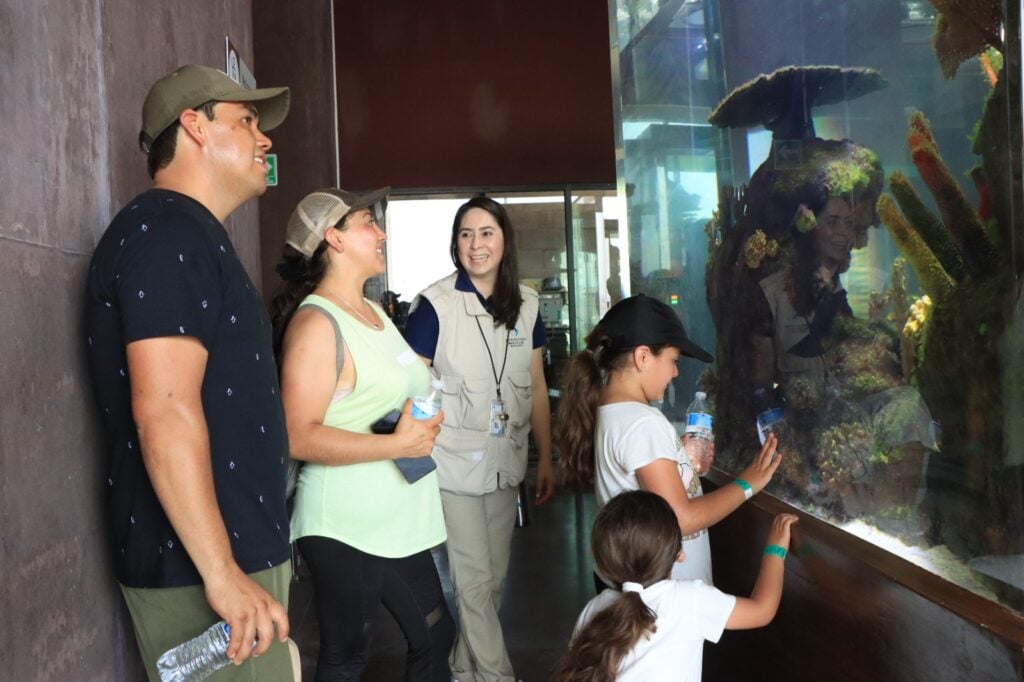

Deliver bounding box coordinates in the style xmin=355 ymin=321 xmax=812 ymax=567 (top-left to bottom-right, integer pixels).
xmin=611 ymin=0 xmax=1022 ymax=610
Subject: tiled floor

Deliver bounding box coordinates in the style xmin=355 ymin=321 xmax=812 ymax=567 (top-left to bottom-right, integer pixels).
xmin=288 ymin=468 xmax=599 ymax=681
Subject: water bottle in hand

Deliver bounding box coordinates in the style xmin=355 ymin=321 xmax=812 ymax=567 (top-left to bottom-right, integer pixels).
xmin=411 ymin=379 xmax=444 ymax=420
xmin=396 ymin=379 xmax=444 ymax=483
xmin=156 ymin=620 xmax=231 ymax=682
xmin=684 ymin=391 xmax=714 ymax=475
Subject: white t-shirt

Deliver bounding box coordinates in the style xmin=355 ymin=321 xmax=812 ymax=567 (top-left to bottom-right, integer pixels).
xmin=594 ymin=402 xmax=712 ymax=583
xmin=572 ymin=579 xmax=736 ymax=682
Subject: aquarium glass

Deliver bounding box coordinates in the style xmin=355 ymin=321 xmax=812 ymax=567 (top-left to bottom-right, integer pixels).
xmin=609 ymin=0 xmax=1023 ymax=610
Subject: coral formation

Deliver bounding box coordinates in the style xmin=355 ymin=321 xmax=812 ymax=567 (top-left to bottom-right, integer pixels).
xmin=817 ymin=423 xmax=872 ymax=488
xmin=742 ymin=229 xmax=779 ymax=269
xmin=874 ymin=2 xmax=1021 ymax=554
xmin=709 ymin=66 xmax=888 ymax=139
xmin=930 ymin=0 xmax=1003 ymax=79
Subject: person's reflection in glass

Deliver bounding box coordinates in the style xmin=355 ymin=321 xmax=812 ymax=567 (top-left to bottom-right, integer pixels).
xmin=749 ymin=195 xmax=856 ymax=479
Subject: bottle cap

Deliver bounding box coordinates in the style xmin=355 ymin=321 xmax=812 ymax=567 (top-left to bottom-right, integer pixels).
xmin=695 ymin=391 xmax=707 ymax=400
xmin=431 ymin=378 xmax=444 ymax=389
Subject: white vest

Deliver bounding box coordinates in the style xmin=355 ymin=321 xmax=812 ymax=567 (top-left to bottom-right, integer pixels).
xmin=415 ymin=272 xmax=539 ymax=495
xmin=758 ymin=268 xmax=830 ymax=389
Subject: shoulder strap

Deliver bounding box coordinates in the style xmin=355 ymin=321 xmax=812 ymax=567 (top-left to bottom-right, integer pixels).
xmin=298 ymin=301 xmax=345 ymax=379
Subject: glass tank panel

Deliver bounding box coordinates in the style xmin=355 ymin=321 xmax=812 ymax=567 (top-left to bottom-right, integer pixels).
xmin=609 ymin=0 xmax=1023 ymax=610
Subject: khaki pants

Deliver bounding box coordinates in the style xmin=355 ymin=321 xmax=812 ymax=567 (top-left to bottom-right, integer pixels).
xmin=442 ymin=487 xmax=518 ymax=682
xmin=120 ymin=561 xmax=295 ymax=682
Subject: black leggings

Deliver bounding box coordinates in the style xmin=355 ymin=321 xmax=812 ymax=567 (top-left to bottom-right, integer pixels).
xmin=297 ymin=536 xmax=455 ymax=682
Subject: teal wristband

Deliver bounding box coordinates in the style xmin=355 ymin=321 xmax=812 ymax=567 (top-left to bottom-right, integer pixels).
xmin=764 ymin=544 xmax=787 ymax=559
xmin=733 ymin=478 xmax=753 ymax=500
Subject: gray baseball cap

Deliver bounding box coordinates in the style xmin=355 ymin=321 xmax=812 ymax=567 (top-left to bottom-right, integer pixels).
xmin=285 ymin=187 xmax=391 ymax=258
xmin=138 ymin=64 xmax=290 ymax=153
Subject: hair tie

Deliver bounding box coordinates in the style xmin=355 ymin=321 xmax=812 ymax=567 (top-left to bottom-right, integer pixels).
xmin=622 ymin=581 xmax=645 ymax=594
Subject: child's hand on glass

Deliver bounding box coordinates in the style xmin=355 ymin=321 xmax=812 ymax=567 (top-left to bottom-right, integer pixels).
xmin=738 ymin=432 xmax=782 ymax=493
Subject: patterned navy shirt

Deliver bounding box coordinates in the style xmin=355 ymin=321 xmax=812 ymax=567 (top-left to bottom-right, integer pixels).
xmin=85 ymin=189 xmax=290 ymax=588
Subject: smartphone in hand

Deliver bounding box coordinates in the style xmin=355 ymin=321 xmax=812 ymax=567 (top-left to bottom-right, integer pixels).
xmin=371 ymin=409 xmax=401 ymax=434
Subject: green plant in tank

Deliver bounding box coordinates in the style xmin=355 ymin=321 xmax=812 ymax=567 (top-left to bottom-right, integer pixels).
xmin=821 ymin=147 xmax=881 ymax=197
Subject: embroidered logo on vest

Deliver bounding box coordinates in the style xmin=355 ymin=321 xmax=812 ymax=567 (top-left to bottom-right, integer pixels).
xmin=508 ymin=325 xmax=526 ymax=348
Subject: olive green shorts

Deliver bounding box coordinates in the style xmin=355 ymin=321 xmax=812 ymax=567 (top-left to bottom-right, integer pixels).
xmin=120 ymin=561 xmax=293 ymax=682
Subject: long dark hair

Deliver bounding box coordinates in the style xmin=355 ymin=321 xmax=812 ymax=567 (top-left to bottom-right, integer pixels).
xmin=269 ymin=241 xmax=330 ymax=362
xmin=450 ymin=196 xmax=522 ymax=329
xmin=558 ymin=324 xmax=668 ymax=490
xmin=559 ymin=491 xmax=681 ymax=681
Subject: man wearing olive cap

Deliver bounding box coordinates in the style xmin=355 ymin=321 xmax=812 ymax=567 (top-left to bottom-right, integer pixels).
xmin=85 ymin=65 xmax=295 ymax=680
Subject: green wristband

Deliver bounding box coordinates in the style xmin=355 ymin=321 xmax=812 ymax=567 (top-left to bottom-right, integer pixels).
xmin=733 ymin=478 xmax=753 ymax=500
xmin=764 ymin=544 xmax=787 ymax=559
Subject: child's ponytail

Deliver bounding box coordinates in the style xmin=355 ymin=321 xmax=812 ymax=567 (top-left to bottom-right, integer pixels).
xmin=558 ymin=591 xmax=657 ymax=681
xmin=561 ymin=585 xmax=655 ymax=675
xmin=558 ymin=325 xmax=668 ymax=489
xmin=559 ymin=491 xmax=682 ymax=680
xmin=557 ymin=342 xmax=604 ymax=490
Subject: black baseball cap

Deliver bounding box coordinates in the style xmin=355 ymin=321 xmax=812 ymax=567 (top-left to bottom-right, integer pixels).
xmin=598 ymin=294 xmax=713 ymax=363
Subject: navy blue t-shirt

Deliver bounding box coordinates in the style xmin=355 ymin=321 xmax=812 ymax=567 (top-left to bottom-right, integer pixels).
xmin=405 ymin=269 xmax=547 ymax=360
xmin=85 ymin=189 xmax=290 ymax=588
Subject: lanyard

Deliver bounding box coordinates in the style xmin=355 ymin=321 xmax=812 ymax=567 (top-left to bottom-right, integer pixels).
xmin=475 ymin=316 xmax=511 ymax=400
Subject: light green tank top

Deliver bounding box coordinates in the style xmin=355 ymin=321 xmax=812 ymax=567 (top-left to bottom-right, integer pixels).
xmin=290 ymin=294 xmax=446 ymax=557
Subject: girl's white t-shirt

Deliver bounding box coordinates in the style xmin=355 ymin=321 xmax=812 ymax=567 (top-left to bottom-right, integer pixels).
xmin=594 ymin=402 xmax=712 ymax=583
xmin=573 ymin=579 xmax=736 ymax=682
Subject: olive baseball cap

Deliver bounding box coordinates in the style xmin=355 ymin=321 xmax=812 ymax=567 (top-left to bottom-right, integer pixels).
xmin=285 ymin=187 xmax=391 ymax=258
xmin=598 ymin=294 xmax=714 ymax=363
xmin=138 ymin=64 xmax=291 ymax=153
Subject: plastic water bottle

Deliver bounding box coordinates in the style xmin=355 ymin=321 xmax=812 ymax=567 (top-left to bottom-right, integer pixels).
xmin=156 ymin=620 xmax=231 ymax=682
xmin=411 ymin=378 xmax=444 ymax=420
xmin=753 ymin=387 xmax=785 ymax=445
xmin=684 ymin=391 xmax=714 ymax=475
xmin=755 ymin=407 xmax=785 ymax=445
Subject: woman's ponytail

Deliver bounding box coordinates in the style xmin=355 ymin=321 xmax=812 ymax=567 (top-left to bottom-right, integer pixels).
xmin=269 ymin=241 xmax=329 ymax=362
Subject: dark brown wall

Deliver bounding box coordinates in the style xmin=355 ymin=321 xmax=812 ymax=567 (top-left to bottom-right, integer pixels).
xmin=332 ymin=0 xmax=616 ymax=189
xmin=252 ymin=0 xmax=339 ymax=301
xmin=0 ymin=2 xmax=262 ymax=678
xmin=702 ymin=479 xmax=1024 ymax=682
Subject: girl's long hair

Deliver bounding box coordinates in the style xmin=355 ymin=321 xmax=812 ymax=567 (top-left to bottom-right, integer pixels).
xmin=558 ymin=324 xmax=667 ymax=490
xmin=450 ymin=196 xmax=522 ymax=329
xmin=559 ymin=491 xmax=681 ymax=681
xmin=268 ymin=241 xmax=330 ymax=363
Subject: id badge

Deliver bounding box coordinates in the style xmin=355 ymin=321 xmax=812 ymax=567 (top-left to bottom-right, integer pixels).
xmin=489 ymin=398 xmax=508 ymax=437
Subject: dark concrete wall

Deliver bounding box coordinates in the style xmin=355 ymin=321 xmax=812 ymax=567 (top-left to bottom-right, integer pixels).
xmin=252 ymin=0 xmax=339 ymax=301
xmin=0 ymin=2 xmax=262 ymax=678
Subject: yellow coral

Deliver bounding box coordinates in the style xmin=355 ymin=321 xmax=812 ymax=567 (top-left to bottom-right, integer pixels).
xmin=902 ymin=295 xmax=933 ymax=338
xmin=743 ymin=229 xmax=769 ymax=269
